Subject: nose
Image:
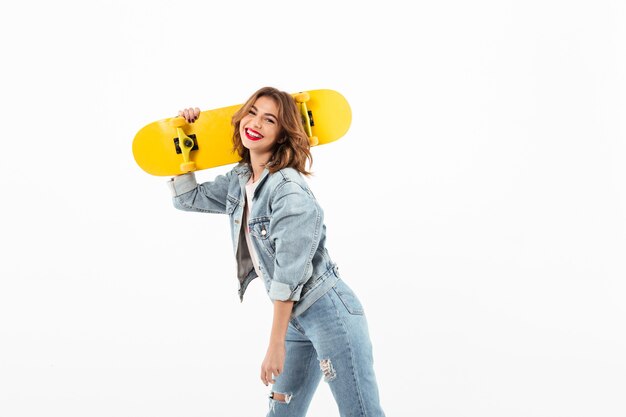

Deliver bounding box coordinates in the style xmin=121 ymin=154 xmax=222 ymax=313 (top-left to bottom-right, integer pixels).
xmin=249 ymin=113 xmax=262 ymax=128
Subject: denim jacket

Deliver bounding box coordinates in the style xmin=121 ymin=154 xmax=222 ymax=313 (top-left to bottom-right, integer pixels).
xmin=167 ymin=163 xmax=340 ymax=317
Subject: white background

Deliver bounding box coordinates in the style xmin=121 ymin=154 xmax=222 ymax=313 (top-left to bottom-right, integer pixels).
xmin=1 ymin=0 xmax=625 ymax=416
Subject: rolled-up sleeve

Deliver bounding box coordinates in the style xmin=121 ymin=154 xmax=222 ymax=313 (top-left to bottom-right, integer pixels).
xmin=167 ymin=169 xmax=234 ymax=214
xmin=167 ymin=172 xmax=199 ymax=196
xmin=268 ymin=181 xmax=323 ymax=302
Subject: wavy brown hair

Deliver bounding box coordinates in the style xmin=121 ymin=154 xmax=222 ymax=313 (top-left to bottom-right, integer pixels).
xmin=232 ymin=87 xmax=313 ymax=175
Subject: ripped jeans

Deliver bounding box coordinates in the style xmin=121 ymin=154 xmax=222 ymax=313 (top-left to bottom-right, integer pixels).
xmin=268 ymin=279 xmax=386 ymax=417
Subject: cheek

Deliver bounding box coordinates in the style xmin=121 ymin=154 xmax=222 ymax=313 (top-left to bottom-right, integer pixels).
xmin=239 ymin=121 xmax=249 ymax=135
xmin=240 ymin=115 xmax=252 ymax=127
xmin=270 ymin=126 xmax=281 ymax=139
xmin=268 ymin=131 xmax=280 ymax=143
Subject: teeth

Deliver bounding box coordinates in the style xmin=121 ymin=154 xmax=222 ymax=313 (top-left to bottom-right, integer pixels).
xmin=247 ymin=128 xmax=262 ymax=138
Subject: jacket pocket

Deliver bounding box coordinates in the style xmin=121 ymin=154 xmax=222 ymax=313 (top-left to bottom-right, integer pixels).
xmin=332 ymin=281 xmax=364 ymax=315
xmin=248 ymin=217 xmax=275 ymax=257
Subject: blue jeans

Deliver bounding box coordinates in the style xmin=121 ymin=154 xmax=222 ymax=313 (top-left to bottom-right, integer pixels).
xmin=267 ymin=279 xmax=386 ymax=417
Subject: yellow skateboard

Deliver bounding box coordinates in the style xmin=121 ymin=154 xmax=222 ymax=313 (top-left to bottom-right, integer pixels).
xmin=132 ymin=89 xmax=352 ymax=176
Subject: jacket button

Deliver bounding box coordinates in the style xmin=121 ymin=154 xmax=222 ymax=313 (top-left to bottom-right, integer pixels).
xmin=261 ymin=229 xmax=267 ymax=236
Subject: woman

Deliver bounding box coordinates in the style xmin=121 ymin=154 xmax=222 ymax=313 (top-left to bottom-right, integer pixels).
xmin=168 ymin=87 xmax=385 ymax=416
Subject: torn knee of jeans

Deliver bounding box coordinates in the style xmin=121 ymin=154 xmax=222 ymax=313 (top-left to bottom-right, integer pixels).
xmin=269 ymin=392 xmax=292 ymax=404
xmin=269 ymin=392 xmax=293 ymax=413
xmin=319 ymin=358 xmax=337 ymax=382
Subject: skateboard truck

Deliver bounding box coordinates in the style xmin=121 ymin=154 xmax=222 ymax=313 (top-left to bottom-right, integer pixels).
xmin=171 ymin=117 xmax=197 ymax=172
xmin=294 ymin=92 xmax=319 ymax=146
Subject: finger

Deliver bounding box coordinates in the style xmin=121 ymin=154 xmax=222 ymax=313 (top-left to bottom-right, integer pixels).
xmin=185 ymin=108 xmax=194 ymax=122
xmin=266 ymin=369 xmax=278 ymax=385
xmin=193 ymin=107 xmax=200 ymax=121
xmin=179 ymin=108 xmax=188 ymax=122
xmin=186 ymin=108 xmax=198 ymax=123
xmin=265 ymin=369 xmax=279 ymax=385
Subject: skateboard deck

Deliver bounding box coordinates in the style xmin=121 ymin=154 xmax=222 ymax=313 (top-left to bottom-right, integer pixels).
xmin=132 ymin=89 xmax=351 ymax=176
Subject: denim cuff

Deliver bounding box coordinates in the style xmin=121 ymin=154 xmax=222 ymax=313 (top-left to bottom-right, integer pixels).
xmin=268 ymin=280 xmax=303 ymax=302
xmin=167 ymin=173 xmax=197 ymax=196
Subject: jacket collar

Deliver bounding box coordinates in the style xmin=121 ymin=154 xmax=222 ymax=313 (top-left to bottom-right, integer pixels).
xmin=234 ymin=163 xmax=271 ymax=199
xmin=233 ymin=162 xmax=250 ymax=176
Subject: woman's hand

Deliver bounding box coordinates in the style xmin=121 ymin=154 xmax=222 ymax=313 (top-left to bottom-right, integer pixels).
xmin=178 ymin=107 xmax=201 ymax=123
xmin=261 ymin=300 xmax=293 ymax=386
xmin=260 ymin=342 xmax=286 ymax=386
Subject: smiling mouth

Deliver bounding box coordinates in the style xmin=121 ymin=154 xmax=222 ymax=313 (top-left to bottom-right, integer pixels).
xmin=245 ymin=128 xmax=263 ymax=141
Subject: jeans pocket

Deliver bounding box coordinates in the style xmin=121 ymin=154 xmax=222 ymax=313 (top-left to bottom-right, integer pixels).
xmin=332 ymin=282 xmax=365 ymax=315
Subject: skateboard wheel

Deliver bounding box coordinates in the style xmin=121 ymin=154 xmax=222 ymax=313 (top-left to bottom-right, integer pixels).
xmin=294 ymin=92 xmax=310 ymax=103
xmin=309 ymin=136 xmax=319 ymax=146
xmin=170 ymin=117 xmax=187 ymax=128
xmin=180 ymin=161 xmax=196 ymax=172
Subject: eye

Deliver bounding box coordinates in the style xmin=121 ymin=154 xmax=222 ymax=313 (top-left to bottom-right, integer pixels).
xmin=248 ymin=109 xmax=257 ymax=116
xmin=265 ymin=118 xmax=275 ymax=124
